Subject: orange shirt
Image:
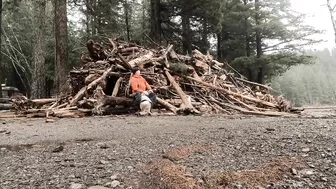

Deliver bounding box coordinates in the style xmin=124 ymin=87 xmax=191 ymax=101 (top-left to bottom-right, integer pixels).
xmin=130 ymin=75 xmax=152 ymax=94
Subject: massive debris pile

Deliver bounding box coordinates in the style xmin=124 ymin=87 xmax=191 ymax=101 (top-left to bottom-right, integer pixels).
xmin=11 ymin=38 xmax=301 ymax=118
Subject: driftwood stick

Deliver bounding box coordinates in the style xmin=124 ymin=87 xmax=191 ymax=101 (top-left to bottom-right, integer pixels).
xmin=46 ymin=100 xmax=59 ymax=118
xmin=112 ymin=77 xmax=123 ymax=97
xmin=182 ymin=75 xmax=277 ymax=108
xmin=117 ymin=53 xmax=132 ymax=70
xmin=227 ymin=95 xmax=257 ymax=111
xmin=163 ymin=44 xmax=173 ymax=68
xmin=56 ymin=102 xmax=67 ymax=109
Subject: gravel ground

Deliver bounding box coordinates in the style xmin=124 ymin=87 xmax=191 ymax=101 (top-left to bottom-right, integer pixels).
xmin=0 ymin=114 xmax=336 ymax=189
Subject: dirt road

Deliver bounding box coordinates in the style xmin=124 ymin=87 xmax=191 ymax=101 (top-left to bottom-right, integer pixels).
xmin=0 ymin=115 xmax=336 ymax=189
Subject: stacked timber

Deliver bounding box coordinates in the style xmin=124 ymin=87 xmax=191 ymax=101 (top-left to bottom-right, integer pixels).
xmin=10 ymin=37 xmax=301 ymax=118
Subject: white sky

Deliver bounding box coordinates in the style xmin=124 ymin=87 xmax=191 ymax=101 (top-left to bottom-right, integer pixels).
xmin=290 ymin=0 xmax=336 ymax=50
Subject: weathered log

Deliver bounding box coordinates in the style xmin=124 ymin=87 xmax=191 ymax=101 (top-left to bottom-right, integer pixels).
xmin=0 ymin=104 xmax=13 ymax=110
xmin=100 ymin=107 xmax=134 ymax=115
xmin=31 ymin=99 xmax=57 ymax=106
xmin=117 ymin=53 xmax=133 ymax=70
xmin=156 ymin=97 xmax=177 ymax=114
xmin=112 ymin=77 xmax=123 ymax=97
xmin=164 ymin=99 xmax=203 ymax=106
xmin=0 ymin=112 xmax=23 ymax=118
xmin=53 ymin=109 xmax=90 ymax=118
xmin=93 ymin=87 xmax=133 ymax=114
xmin=0 ymin=98 xmax=10 ymax=103
xmin=165 ymin=70 xmax=198 ymax=113
xmin=128 ymin=51 xmax=154 ymax=67
xmin=163 ymin=44 xmax=173 ymax=68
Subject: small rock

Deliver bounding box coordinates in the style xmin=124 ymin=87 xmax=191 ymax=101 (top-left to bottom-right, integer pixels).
xmin=52 ymin=145 xmax=64 ymax=153
xmin=0 ymin=148 xmax=6 ymax=152
xmin=327 ymin=148 xmax=332 ymax=152
xmin=2 ymin=122 xmax=6 ymax=124
xmin=306 ymin=140 xmax=312 ymax=143
xmin=97 ymin=142 xmax=109 ymax=149
xmin=308 ymin=164 xmax=315 ymax=168
xmin=111 ymin=180 xmax=121 ymax=188
xmin=100 ymin=160 xmax=109 ymax=165
xmin=69 ymin=174 xmax=76 ymax=179
xmin=300 ymin=169 xmax=314 ymax=177
xmin=302 ymin=148 xmax=310 ymax=152
xmin=127 ymin=166 xmax=133 ymax=170
xmin=301 ymin=154 xmax=309 ymax=157
xmin=291 ymin=168 xmax=298 ymax=175
xmin=110 ymin=175 xmax=118 ymax=180
xmin=0 ymin=129 xmax=6 ymax=133
xmin=266 ymin=128 xmax=275 ymax=132
xmin=321 ymin=177 xmax=328 ymax=182
xmin=88 ymin=186 xmax=110 ymax=189
xmin=197 ymin=178 xmax=204 ymax=185
xmin=5 ymin=131 xmax=11 ymax=135
xmin=235 ymin=184 xmax=243 ymax=189
xmin=70 ymin=183 xmax=84 ymax=189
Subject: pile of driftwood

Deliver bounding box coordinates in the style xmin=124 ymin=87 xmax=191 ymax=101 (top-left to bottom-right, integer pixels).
xmin=10 ymin=38 xmax=301 ymax=118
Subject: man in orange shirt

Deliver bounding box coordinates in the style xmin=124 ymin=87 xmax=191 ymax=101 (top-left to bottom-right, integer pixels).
xmin=130 ymin=67 xmax=156 ymax=107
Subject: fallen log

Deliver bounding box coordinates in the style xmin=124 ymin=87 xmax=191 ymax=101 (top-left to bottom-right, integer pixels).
xmin=0 ymin=104 xmax=13 ymax=110
xmin=31 ymin=98 xmax=56 ymax=106
xmin=128 ymin=51 xmax=154 ymax=67
xmin=156 ymin=97 xmax=177 ymax=114
xmin=0 ymin=98 xmax=10 ymax=103
xmin=165 ymin=70 xmax=197 ymax=113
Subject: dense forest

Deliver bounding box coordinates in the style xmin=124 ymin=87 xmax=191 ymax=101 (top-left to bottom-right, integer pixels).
xmin=0 ymin=0 xmax=332 ymax=106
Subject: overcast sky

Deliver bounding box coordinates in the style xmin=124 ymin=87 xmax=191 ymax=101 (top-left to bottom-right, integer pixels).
xmin=291 ymin=0 xmax=336 ymax=50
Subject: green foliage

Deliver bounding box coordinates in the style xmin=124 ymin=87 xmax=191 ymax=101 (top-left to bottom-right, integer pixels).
xmin=232 ymin=53 xmax=314 ymax=82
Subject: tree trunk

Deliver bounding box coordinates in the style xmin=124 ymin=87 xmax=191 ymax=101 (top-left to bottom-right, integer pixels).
xmin=0 ymin=0 xmax=2 ymax=98
xmin=150 ymin=0 xmax=161 ymax=43
xmin=200 ymin=18 xmax=209 ymax=54
xmin=31 ymin=0 xmax=46 ymax=99
xmin=90 ymin=0 xmax=97 ymax=36
xmin=255 ymin=0 xmax=263 ymax=84
xmin=55 ymin=0 xmax=69 ymax=95
xmin=124 ymin=0 xmax=131 ymax=41
xmin=84 ymin=0 xmax=90 ymax=39
xmin=244 ymin=0 xmax=253 ymax=82
xmin=327 ymin=0 xmax=336 ymax=44
xmin=244 ymin=0 xmax=251 ymax=57
xmin=217 ymin=32 xmax=223 ymax=61
xmin=181 ymin=5 xmax=192 ymax=55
